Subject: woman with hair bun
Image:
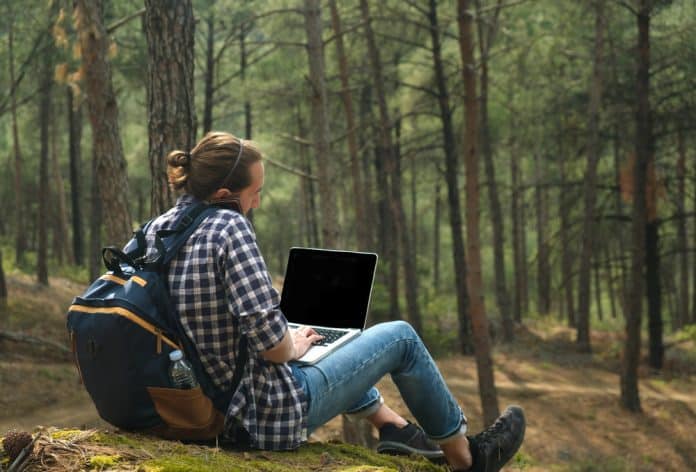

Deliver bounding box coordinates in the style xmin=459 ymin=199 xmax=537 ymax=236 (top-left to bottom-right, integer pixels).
xmin=147 ymin=131 xmax=525 ymax=472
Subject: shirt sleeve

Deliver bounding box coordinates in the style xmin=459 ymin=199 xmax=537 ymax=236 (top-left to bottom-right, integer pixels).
xmin=217 ymin=214 xmax=288 ymax=353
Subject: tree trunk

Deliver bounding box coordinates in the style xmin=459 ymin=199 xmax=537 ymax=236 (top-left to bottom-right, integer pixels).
xmin=577 ymin=0 xmax=605 ymax=351
xmin=51 ymin=97 xmax=72 ymax=265
xmin=645 ymin=218 xmax=663 ymax=369
xmin=9 ymin=17 xmax=27 ymax=266
xmin=534 ymin=153 xmax=551 ymax=315
xmin=361 ymin=0 xmax=421 ymax=333
xmin=37 ymin=39 xmax=52 ymax=286
xmin=559 ymin=157 xmax=576 ymax=327
xmin=76 ymin=0 xmax=132 ymax=247
xmin=510 ymin=135 xmax=523 ymax=323
xmin=475 ymin=0 xmax=512 ymax=342
xmin=693 ymin=158 xmax=696 ymax=325
xmin=433 ymin=180 xmax=442 ymax=292
xmin=68 ymin=86 xmax=84 ymax=266
xmin=459 ymin=0 xmax=500 ymax=425
xmin=676 ymin=131 xmax=688 ymax=328
xmin=240 ymin=24 xmax=252 ymax=141
xmin=0 ymin=250 xmax=7 ymax=311
xmin=427 ymin=0 xmax=472 ymax=353
xmin=202 ymin=12 xmax=214 ymax=134
xmin=144 ymin=0 xmax=197 ymax=216
xmin=329 ymin=0 xmax=370 ymax=251
xmin=621 ymin=0 xmax=652 ymax=412
xmin=304 ymin=0 xmax=339 ymax=248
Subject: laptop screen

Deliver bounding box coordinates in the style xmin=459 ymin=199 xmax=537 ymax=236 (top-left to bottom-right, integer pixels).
xmin=279 ymin=248 xmax=378 ymax=329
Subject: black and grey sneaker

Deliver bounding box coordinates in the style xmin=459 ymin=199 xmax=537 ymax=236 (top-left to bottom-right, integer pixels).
xmin=377 ymin=422 xmax=445 ymax=461
xmin=467 ymin=405 xmax=526 ymax=472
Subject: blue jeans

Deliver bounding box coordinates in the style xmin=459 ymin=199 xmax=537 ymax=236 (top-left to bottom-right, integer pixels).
xmin=290 ymin=320 xmax=467 ymax=442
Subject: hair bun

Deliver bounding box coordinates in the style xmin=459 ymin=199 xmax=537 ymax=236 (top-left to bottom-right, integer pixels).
xmin=168 ymin=150 xmax=191 ymax=168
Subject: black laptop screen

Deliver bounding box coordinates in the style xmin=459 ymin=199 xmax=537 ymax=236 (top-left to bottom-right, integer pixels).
xmin=279 ymin=248 xmax=377 ymax=329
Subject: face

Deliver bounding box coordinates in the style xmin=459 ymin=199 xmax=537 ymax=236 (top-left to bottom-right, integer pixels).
xmin=238 ymin=161 xmax=264 ymax=215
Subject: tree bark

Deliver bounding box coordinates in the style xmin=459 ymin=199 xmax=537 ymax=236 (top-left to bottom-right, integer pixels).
xmin=475 ymin=0 xmax=512 ymax=342
xmin=202 ymin=12 xmax=215 ymax=134
xmin=37 ymin=38 xmax=52 ymax=286
xmin=0 ymin=251 xmax=7 ymax=310
xmin=329 ymin=0 xmax=370 ymax=251
xmin=577 ymin=0 xmax=605 ymax=352
xmin=76 ymin=0 xmax=132 ymax=247
xmin=68 ymin=86 xmax=84 ymax=266
xmin=510 ymin=132 xmax=523 ymax=323
xmin=621 ymin=0 xmax=652 ymax=412
xmin=51 ymin=96 xmax=72 ymax=264
xmin=534 ymin=153 xmax=551 ymax=315
xmin=676 ymin=131 xmax=688 ymax=328
xmin=459 ymin=0 xmax=500 ymax=425
xmin=8 ymin=17 xmax=27 ymax=266
xmin=144 ymin=0 xmax=197 ymax=216
xmin=361 ymin=0 xmax=422 ymax=333
xmin=304 ymin=0 xmax=340 ymax=248
xmin=427 ymin=0 xmax=472 ymax=353
xmin=559 ymin=156 xmax=576 ymax=327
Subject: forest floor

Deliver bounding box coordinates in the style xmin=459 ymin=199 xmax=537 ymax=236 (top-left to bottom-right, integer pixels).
xmin=1 ymin=271 xmax=695 ymax=471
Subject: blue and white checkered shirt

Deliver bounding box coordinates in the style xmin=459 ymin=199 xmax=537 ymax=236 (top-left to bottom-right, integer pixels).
xmin=145 ymin=195 xmax=307 ymax=450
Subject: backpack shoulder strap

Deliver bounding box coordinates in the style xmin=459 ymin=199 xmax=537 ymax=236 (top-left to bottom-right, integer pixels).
xmin=157 ymin=202 xmax=218 ymax=266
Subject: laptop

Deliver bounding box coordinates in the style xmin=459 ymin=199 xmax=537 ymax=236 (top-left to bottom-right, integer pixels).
xmin=280 ymin=247 xmax=378 ymax=364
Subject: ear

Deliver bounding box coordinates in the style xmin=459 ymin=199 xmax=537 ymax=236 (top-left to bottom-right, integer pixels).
xmin=210 ymin=188 xmax=232 ymax=200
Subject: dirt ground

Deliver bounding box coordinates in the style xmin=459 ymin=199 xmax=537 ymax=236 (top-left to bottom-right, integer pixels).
xmin=1 ymin=272 xmax=695 ymax=471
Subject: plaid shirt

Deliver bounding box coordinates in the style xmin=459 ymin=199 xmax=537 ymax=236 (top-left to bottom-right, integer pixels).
xmin=145 ymin=195 xmax=307 ymax=450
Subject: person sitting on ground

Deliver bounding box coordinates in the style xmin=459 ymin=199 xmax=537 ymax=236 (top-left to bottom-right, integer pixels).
xmin=147 ymin=131 xmax=525 ymax=471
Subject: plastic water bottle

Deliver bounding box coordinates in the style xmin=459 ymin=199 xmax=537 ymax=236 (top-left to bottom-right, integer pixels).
xmin=169 ymin=350 xmax=198 ymax=389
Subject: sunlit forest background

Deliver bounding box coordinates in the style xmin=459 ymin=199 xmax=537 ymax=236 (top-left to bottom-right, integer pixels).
xmin=1 ymin=0 xmax=696 ymax=450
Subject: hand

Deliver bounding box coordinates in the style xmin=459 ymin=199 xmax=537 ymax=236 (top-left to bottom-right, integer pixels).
xmin=291 ymin=326 xmax=324 ymax=360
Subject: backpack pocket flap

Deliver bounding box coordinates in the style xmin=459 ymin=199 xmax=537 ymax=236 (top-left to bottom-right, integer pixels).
xmin=146 ymin=386 xmax=224 ymax=440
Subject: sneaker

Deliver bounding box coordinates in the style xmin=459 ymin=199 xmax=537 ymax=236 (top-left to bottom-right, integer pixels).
xmin=467 ymin=405 xmax=526 ymax=472
xmin=377 ymin=422 xmax=445 ymax=461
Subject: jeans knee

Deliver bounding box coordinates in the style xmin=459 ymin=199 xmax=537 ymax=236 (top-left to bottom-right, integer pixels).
xmin=386 ymin=320 xmax=419 ymax=340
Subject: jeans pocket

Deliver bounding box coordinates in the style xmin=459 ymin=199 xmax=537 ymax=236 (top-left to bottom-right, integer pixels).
xmin=146 ymin=386 xmax=224 ymax=440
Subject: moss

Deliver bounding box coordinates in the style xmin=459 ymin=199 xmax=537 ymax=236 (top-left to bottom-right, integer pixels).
xmin=50 ymin=429 xmax=86 ymax=440
xmin=89 ymin=454 xmax=121 ymax=469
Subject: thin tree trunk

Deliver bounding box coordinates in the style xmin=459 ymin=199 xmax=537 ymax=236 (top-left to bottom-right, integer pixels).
xmin=241 ymin=24 xmax=252 ymax=140
xmin=51 ymin=97 xmax=72 ymax=264
xmin=577 ymin=0 xmax=605 ymax=351
xmin=676 ymin=131 xmax=688 ymax=328
xmin=76 ymin=0 xmax=132 ymax=246
xmin=510 ymin=128 xmax=523 ymax=323
xmin=202 ymin=12 xmax=214 ymax=134
xmin=475 ymin=0 xmax=511 ymax=342
xmin=68 ymin=87 xmax=84 ymax=266
xmin=0 ymin=250 xmax=7 ymax=311
xmin=559 ymin=157 xmax=576 ymax=327
xmin=534 ymin=154 xmax=551 ymax=315
xmin=692 ymin=158 xmax=696 ymax=325
xmin=361 ymin=0 xmax=421 ymax=333
xmin=37 ymin=40 xmax=52 ymax=286
xmin=144 ymin=0 xmax=197 ymax=216
xmin=459 ymin=0 xmax=499 ymax=425
xmin=621 ymin=0 xmax=652 ymax=412
xmin=9 ymin=16 xmax=27 ymax=266
xmin=427 ymin=0 xmax=472 ymax=353
xmin=645 ymin=217 xmax=663 ymax=369
xmin=329 ymin=0 xmax=370 ymax=251
xmin=434 ymin=180 xmax=441 ymax=292
xmin=605 ymin=244 xmax=618 ymax=320
xmin=304 ymin=0 xmax=339 ymax=248
xmin=594 ymin=256 xmax=604 ymax=321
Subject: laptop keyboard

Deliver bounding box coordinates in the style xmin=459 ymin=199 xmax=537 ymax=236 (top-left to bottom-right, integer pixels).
xmin=313 ymin=327 xmax=349 ymax=346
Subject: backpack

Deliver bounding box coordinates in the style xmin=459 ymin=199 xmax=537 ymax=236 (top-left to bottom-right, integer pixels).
xmin=67 ymin=202 xmax=247 ymax=441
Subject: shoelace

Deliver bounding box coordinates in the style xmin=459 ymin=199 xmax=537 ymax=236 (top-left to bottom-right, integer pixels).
xmin=475 ymin=416 xmax=509 ymax=461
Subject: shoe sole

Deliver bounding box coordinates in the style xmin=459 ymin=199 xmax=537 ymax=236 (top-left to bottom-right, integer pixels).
xmin=377 ymin=441 xmax=446 ymax=461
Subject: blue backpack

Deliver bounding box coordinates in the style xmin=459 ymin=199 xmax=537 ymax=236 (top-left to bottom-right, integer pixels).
xmin=67 ymin=203 xmax=247 ymax=441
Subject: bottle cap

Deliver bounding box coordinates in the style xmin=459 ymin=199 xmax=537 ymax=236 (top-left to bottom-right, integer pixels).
xmin=169 ymin=350 xmax=183 ymax=361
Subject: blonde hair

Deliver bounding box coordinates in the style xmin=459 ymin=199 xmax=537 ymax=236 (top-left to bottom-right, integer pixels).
xmin=167 ymin=131 xmax=262 ymax=200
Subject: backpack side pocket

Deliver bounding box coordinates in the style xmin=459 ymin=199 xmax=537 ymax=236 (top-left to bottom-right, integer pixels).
xmin=146 ymin=386 xmax=224 ymax=440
